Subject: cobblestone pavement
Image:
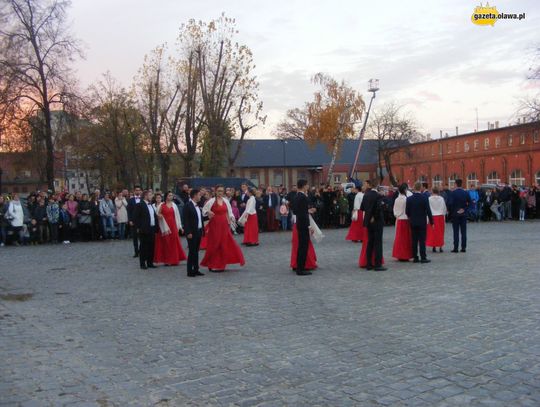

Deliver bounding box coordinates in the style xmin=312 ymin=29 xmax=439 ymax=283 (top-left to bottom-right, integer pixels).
xmin=1 ymin=221 xmax=539 ymax=406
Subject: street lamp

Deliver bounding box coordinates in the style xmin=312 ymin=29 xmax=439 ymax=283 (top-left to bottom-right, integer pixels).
xmin=280 ymin=139 xmax=288 ymax=189
xmin=349 ymin=79 xmax=379 ymax=181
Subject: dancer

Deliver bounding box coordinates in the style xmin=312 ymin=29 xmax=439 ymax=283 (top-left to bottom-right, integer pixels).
xmin=426 ymin=187 xmax=447 ymax=252
xmin=290 ymin=214 xmax=318 ymax=272
xmin=127 ymin=185 xmax=142 ymax=257
xmin=359 ymin=180 xmax=386 ymax=271
xmin=184 ymin=189 xmax=205 ymax=277
xmin=345 ymin=186 xmax=364 ymax=242
xmin=201 ymin=185 xmax=245 ymax=272
xmin=238 ymin=188 xmax=259 ymax=246
xmin=154 ymin=191 xmax=187 ymax=266
xmin=392 ymin=183 xmax=413 ymax=261
xmin=133 ymin=190 xmax=158 ymax=270
xmin=292 ymin=179 xmax=317 ymax=276
xmin=406 ymin=182 xmax=434 ymax=263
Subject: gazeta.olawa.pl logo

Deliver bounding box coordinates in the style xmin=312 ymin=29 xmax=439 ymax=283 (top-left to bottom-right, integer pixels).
xmin=471 ymin=2 xmax=526 ymax=26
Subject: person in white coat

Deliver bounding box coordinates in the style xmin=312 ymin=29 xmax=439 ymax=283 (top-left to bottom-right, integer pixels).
xmin=392 ymin=184 xmax=413 ymax=261
xmin=426 ymin=187 xmax=447 ymax=252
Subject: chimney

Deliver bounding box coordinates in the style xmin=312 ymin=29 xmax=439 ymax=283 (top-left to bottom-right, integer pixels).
xmin=444 ymin=132 xmax=449 ymax=138
xmin=495 ymin=121 xmax=499 ymax=129
xmin=455 ymin=126 xmax=459 ymax=135
xmin=426 ymin=133 xmax=431 ymax=139
xmin=517 ymin=118 xmax=521 ymax=124
xmin=439 ymin=130 xmax=443 ymax=138
xmin=487 ymin=121 xmax=490 ymax=130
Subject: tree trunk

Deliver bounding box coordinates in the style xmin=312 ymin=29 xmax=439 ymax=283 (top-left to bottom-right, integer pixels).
xmin=184 ymin=156 xmax=193 ymax=177
xmin=326 ymin=137 xmax=341 ymax=185
xmin=43 ymin=106 xmax=56 ymax=192
xmin=159 ymin=155 xmax=170 ymax=192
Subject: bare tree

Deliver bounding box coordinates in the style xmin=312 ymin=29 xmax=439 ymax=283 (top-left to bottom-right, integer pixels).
xmin=0 ymin=0 xmax=82 ymax=191
xmin=367 ymin=103 xmax=421 ymax=186
xmin=275 ymin=107 xmax=309 ymax=140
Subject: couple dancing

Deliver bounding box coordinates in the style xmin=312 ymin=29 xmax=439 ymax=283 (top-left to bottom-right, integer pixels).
xmin=184 ymin=187 xmax=245 ymax=277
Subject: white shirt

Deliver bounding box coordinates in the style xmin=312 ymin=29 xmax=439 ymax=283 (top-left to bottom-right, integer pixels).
xmin=393 ymin=194 xmax=409 ymax=220
xmin=190 ymin=199 xmax=203 ymax=229
xmin=429 ymin=195 xmax=447 ymax=216
xmin=268 ymin=194 xmax=272 ymax=207
xmin=145 ymin=201 xmax=155 ymax=227
xmin=134 ymin=195 xmax=141 ymax=204
xmin=353 ymin=192 xmax=364 ymax=211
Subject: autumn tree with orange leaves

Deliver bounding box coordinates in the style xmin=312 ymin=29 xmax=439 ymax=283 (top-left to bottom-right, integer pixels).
xmin=304 ymin=73 xmax=364 ymax=184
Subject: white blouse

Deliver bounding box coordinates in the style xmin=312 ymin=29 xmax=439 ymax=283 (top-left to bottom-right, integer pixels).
xmin=393 ymin=194 xmax=409 ymax=220
xmin=429 ymin=195 xmax=447 ymax=216
xmin=353 ymin=192 xmax=364 ymax=211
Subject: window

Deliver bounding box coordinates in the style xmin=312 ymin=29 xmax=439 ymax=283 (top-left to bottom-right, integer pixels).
xmin=448 ymin=173 xmax=459 ymax=188
xmin=447 ymin=143 xmax=452 ymax=154
xmin=495 ymin=137 xmax=501 ymax=148
xmin=473 ymin=140 xmax=479 ymax=151
xmin=432 ymin=175 xmax=442 ymax=188
xmin=534 ymin=131 xmax=539 ymax=143
xmin=464 ymin=141 xmax=470 ymax=152
xmin=249 ymin=171 xmax=259 ymax=187
xmin=54 ymin=180 xmax=59 ymax=187
xmin=334 ymin=174 xmax=342 ymax=183
xmin=536 ymin=171 xmax=540 ymax=185
xmin=80 ymin=183 xmax=85 ymax=189
xmin=467 ymin=172 xmax=479 ymax=189
xmin=456 ymin=142 xmax=460 ymax=153
xmin=417 ymin=175 xmax=427 ymax=184
xmin=487 ymin=171 xmax=500 ymax=184
xmin=509 ymin=169 xmax=525 ymax=186
xmin=484 ymin=138 xmax=489 ymax=149
xmin=22 ymin=187 xmax=28 ymax=193
xmin=520 ymin=134 xmax=525 ymax=145
xmin=80 ymin=172 xmax=84 ymax=177
xmin=71 ymin=184 xmax=76 ymax=190
xmin=273 ymin=171 xmax=283 ymax=186
xmin=508 ymin=134 xmax=513 ymax=146
xmin=431 ymin=145 xmax=435 ymax=156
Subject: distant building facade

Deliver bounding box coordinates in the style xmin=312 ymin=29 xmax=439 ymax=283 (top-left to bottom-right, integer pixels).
xmin=230 ymin=139 xmax=380 ymax=189
xmin=386 ymin=121 xmax=540 ymax=188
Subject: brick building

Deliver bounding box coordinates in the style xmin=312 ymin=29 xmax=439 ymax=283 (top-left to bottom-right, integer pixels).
xmin=230 ymin=139 xmax=380 ymax=189
xmin=386 ymin=121 xmax=540 ymax=188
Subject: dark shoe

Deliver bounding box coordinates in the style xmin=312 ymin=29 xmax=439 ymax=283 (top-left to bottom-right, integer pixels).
xmin=210 ymin=269 xmax=224 ymax=273
xmin=195 ymin=271 xmax=205 ymax=276
xmin=460 ymin=249 xmax=466 ymax=253
xmin=133 ymin=253 xmax=139 ymax=258
xmin=413 ymin=258 xmax=420 ymax=263
xmin=140 ymin=265 xmax=148 ymax=270
xmin=451 ymin=249 xmax=459 ymax=253
xmin=147 ymin=264 xmax=157 ymax=269
xmin=374 ymin=266 xmax=387 ymax=271
xmin=366 ymin=265 xmax=374 ymax=270
xmin=398 ymin=259 xmax=409 ymax=262
xmin=420 ymin=259 xmax=431 ymax=264
xmin=187 ymin=273 xmax=196 ymax=277
xmin=439 ymin=248 xmax=444 ymax=253
xmin=432 ymin=247 xmax=436 ymax=253
xmin=296 ymin=270 xmax=312 ymax=276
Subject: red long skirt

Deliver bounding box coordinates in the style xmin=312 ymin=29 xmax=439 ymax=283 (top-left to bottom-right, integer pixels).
xmin=359 ymin=226 xmax=385 ymax=267
xmin=392 ymin=219 xmax=413 ymax=260
xmin=290 ymin=224 xmax=317 ymax=270
xmin=242 ymin=213 xmax=259 ymax=245
xmin=426 ymin=215 xmax=445 ymax=247
xmin=200 ymin=224 xmax=210 ymax=250
xmin=153 ymin=205 xmax=187 ymax=265
xmin=345 ymin=211 xmax=364 ymax=242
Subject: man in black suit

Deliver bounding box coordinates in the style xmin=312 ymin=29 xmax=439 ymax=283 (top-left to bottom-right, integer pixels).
xmin=184 ymin=189 xmax=205 ymax=277
xmin=406 ymin=182 xmax=434 ymax=263
xmin=127 ymin=185 xmax=142 ymax=257
xmin=293 ymin=179 xmax=315 ymax=276
xmin=264 ymin=186 xmax=279 ymax=232
xmin=133 ymin=190 xmax=158 ymax=270
xmin=448 ymin=179 xmax=472 ymax=252
xmin=360 ymin=180 xmax=386 ymax=271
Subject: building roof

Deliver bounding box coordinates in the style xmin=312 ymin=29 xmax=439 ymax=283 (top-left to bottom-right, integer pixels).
xmin=231 ymin=139 xmax=384 ymax=168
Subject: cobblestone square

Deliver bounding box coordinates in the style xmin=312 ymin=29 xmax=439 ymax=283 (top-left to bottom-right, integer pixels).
xmin=1 ymin=221 xmax=539 ymax=406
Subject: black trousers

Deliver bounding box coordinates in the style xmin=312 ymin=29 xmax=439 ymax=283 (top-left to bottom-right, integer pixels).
xmin=139 ymin=230 xmax=155 ymax=267
xmin=452 ymin=216 xmax=467 ymax=250
xmin=411 ymin=225 xmax=427 ymax=260
xmin=187 ymin=229 xmax=202 ymax=275
xmin=132 ymin=226 xmax=140 ymax=255
xmin=366 ymin=222 xmax=383 ymax=267
xmin=296 ymin=225 xmax=310 ymax=271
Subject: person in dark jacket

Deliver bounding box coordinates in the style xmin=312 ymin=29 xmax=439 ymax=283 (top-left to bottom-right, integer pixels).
xmin=292 ymin=179 xmax=316 ymax=275
xmin=133 ymin=190 xmax=158 ymax=270
xmin=127 ymin=186 xmax=142 ymax=256
xmin=360 ymin=180 xmax=386 ymax=271
xmin=406 ymin=182 xmax=434 ymax=263
xmin=183 ymin=189 xmax=205 ymax=277
xmin=448 ymin=179 xmax=472 ymax=253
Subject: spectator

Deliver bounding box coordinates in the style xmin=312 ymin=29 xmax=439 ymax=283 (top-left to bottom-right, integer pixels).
xmin=115 ymin=190 xmax=128 ymax=239
xmin=66 ymin=194 xmax=79 ymax=240
xmin=46 ymin=196 xmax=60 ymax=244
xmin=99 ymin=192 xmax=116 ymax=239
xmin=78 ymin=194 xmax=93 ymax=241
xmin=58 ymin=201 xmax=71 ymax=244
xmin=0 ymin=196 xmax=8 ymax=246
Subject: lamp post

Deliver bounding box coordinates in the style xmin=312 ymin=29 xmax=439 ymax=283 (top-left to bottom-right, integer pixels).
xmin=349 ymin=79 xmax=379 ymax=181
xmin=281 ymin=139 xmax=287 ymax=189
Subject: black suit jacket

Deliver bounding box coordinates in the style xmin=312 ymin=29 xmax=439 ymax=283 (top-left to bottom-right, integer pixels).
xmin=264 ymin=193 xmax=279 ymax=209
xmin=406 ymin=192 xmax=434 ymax=227
xmin=183 ymin=201 xmax=204 ymax=237
xmin=127 ymin=196 xmax=141 ymax=223
xmin=361 ymin=189 xmax=384 ymax=227
xmin=293 ymin=192 xmax=309 ymax=230
xmin=133 ymin=201 xmax=158 ymax=234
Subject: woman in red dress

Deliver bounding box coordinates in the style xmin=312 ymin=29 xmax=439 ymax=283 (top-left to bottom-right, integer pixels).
xmin=345 ymin=187 xmax=364 ymax=242
xmin=290 ymin=222 xmax=317 ymax=270
xmin=199 ymin=223 xmax=209 ymax=250
xmin=426 ymin=187 xmax=447 ymax=252
xmin=238 ymin=188 xmax=259 ymax=246
xmin=201 ymin=185 xmax=245 ymax=272
xmin=392 ymin=184 xmax=413 ymax=261
xmin=154 ymin=192 xmax=187 ymax=266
